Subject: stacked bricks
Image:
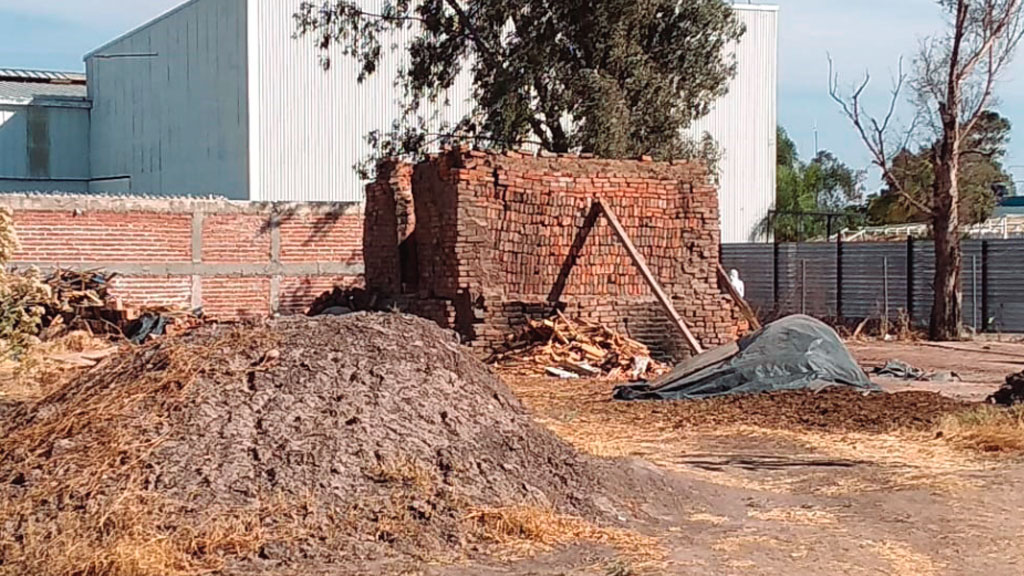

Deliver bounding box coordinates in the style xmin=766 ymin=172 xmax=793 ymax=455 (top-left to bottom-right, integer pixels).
xmin=363 ymin=161 xmax=413 ymax=294
xmin=2 ymin=195 xmax=364 ymax=319
xmin=365 ymin=149 xmax=747 ymax=360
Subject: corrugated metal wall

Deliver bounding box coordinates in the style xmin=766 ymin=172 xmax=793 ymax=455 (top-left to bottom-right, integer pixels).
xmin=723 ymin=240 xmax=1024 ymax=332
xmin=0 ymin=103 xmax=90 ymax=192
xmin=687 ymin=5 xmax=778 ymax=244
xmin=986 ymin=240 xmax=1024 ymax=332
xmin=86 ymin=0 xmax=249 ymax=198
xmin=82 ymin=0 xmax=777 ymax=208
xmin=248 ymin=0 xmax=474 ymax=202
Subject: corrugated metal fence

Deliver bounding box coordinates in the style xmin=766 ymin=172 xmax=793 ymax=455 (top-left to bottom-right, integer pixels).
xmin=722 ymin=239 xmax=1024 ymax=332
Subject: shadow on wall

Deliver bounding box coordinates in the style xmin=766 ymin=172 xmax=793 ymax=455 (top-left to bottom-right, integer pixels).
xmin=547 ymin=202 xmax=601 ymax=303
xmin=259 ymin=203 xmax=361 ymax=245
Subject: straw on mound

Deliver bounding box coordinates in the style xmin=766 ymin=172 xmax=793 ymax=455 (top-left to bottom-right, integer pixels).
xmin=0 ymin=313 xmax=647 ymax=576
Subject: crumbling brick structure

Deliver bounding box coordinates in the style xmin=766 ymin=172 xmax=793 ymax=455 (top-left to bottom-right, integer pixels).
xmin=366 ymin=149 xmax=747 ymax=360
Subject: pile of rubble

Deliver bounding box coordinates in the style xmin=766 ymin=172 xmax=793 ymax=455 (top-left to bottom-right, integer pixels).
xmin=2 ymin=267 xmax=198 ymax=359
xmin=487 ymin=313 xmax=668 ymax=379
xmin=41 ymin=269 xmax=197 ymax=342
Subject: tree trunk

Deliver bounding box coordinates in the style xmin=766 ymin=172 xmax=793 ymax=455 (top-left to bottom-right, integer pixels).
xmin=930 ymin=142 xmax=963 ymax=341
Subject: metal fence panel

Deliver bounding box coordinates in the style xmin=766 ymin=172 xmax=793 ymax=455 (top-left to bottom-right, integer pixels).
xmin=841 ymin=243 xmax=908 ymax=321
xmin=987 ymin=239 xmax=1024 ymax=333
xmin=776 ymin=244 xmax=837 ymax=317
xmin=721 ymin=244 xmax=775 ymax=315
xmin=909 ymin=241 xmax=936 ymax=327
xmin=962 ymin=241 xmax=983 ymax=332
xmin=723 ymin=240 xmax=1024 ymax=333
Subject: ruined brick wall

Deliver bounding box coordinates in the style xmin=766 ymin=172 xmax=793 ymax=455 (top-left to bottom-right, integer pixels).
xmin=364 ymin=161 xmax=413 ymax=294
xmin=2 ymin=195 xmax=364 ymax=319
xmin=370 ymin=150 xmax=747 ymax=360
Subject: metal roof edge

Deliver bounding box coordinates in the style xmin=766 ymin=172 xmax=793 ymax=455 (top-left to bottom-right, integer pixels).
xmin=0 ymin=96 xmax=91 ymax=109
xmin=84 ymin=0 xmax=206 ymax=60
xmin=731 ymin=4 xmax=780 ymax=12
xmin=0 ymin=68 xmax=86 ymax=83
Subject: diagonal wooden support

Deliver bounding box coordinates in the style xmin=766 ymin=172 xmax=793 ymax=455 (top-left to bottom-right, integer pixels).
xmin=717 ymin=263 xmax=762 ymax=330
xmin=594 ymin=197 xmax=704 ymax=355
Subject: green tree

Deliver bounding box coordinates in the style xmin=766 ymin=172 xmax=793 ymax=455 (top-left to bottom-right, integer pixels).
xmin=867 ymin=111 xmax=1014 ymax=226
xmin=294 ymin=0 xmax=744 ymax=171
xmin=770 ymin=127 xmax=864 ymax=241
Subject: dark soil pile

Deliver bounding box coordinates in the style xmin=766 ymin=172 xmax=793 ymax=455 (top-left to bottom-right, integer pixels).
xmin=513 ymin=378 xmax=969 ymax=435
xmin=671 ymin=388 xmax=968 ymax=433
xmin=988 ymin=370 xmax=1024 ymax=406
xmin=0 ymin=314 xmax=652 ymax=576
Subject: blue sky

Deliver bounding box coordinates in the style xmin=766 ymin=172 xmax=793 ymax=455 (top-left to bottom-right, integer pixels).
xmin=3 ymin=0 xmax=1024 ymax=190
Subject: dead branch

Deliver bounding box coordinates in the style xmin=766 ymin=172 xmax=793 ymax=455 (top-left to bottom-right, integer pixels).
xmin=828 ymin=55 xmax=934 ymax=216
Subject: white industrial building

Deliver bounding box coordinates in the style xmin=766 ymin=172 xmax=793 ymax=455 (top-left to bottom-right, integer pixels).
xmin=2 ymin=0 xmax=777 ymax=243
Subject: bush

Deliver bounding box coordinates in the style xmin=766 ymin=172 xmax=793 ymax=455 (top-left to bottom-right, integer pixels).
xmin=0 ymin=208 xmax=52 ymax=358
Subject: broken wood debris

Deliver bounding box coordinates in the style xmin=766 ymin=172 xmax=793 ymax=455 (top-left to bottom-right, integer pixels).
xmin=487 ymin=314 xmax=668 ymax=380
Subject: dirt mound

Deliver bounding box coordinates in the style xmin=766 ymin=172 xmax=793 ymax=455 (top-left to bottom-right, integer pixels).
xmin=0 ymin=313 xmax=655 ymax=576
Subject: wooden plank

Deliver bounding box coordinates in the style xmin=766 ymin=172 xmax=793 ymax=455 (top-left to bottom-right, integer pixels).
xmin=595 ymin=197 xmax=704 ymax=355
xmin=717 ymin=264 xmax=763 ymax=330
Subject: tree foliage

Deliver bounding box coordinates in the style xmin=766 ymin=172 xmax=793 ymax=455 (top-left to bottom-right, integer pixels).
xmin=867 ymin=111 xmax=1014 ymax=225
xmin=770 ymin=127 xmax=864 ymax=241
xmin=294 ymin=0 xmax=744 ymax=171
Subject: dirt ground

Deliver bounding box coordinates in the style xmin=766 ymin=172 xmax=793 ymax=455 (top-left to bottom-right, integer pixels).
xmin=438 ymin=339 xmax=1024 ymax=576
xmin=5 ymin=328 xmax=1024 ymax=575
xmin=849 ymin=339 xmax=1024 ymax=400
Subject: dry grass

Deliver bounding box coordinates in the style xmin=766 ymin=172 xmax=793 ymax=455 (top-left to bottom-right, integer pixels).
xmin=465 ymin=506 xmax=662 ymax=562
xmin=938 ymin=404 xmax=1024 ymax=453
xmin=0 ymin=330 xmax=112 ymax=404
xmin=504 ymin=376 xmax=995 ymax=496
xmin=747 ymin=507 xmax=839 ymax=526
xmin=872 ymin=540 xmax=941 ymax=576
xmin=0 ymin=327 xmax=289 ymax=576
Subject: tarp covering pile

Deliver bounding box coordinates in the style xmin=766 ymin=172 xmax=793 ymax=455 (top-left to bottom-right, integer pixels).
xmin=615 ymin=315 xmax=879 ymax=401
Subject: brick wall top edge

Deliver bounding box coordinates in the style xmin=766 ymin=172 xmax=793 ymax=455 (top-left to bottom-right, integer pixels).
xmin=0 ymin=194 xmax=365 ymax=216
xmin=393 ymin=152 xmax=707 ymax=179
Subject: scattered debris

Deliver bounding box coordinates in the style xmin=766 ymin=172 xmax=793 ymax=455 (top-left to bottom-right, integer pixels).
xmin=873 ymin=360 xmax=961 ymax=383
xmin=874 ymin=360 xmax=926 ymax=380
xmin=545 ymin=366 xmax=581 ymax=379
xmin=487 ymin=313 xmax=668 ymax=380
xmin=1 ymin=267 xmax=198 ymax=357
xmin=989 ymin=370 xmax=1024 ymax=406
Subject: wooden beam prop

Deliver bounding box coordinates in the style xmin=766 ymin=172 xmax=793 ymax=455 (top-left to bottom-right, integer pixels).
xmin=594 ymin=197 xmax=704 ymax=355
xmin=717 ymin=263 xmax=763 ymax=331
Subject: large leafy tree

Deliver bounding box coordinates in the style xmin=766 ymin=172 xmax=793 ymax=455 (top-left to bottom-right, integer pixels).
xmin=770 ymin=127 xmax=863 ymax=241
xmin=867 ymin=111 xmax=1014 ymax=226
xmin=294 ymin=0 xmax=744 ymax=170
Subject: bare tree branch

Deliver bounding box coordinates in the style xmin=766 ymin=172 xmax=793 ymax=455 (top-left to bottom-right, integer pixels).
xmin=828 ymin=54 xmax=934 ymax=216
xmin=957 ymin=0 xmax=1021 ymax=81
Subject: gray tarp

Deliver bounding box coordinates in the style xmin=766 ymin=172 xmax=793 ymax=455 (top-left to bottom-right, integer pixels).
xmin=614 ymin=315 xmax=879 ymax=401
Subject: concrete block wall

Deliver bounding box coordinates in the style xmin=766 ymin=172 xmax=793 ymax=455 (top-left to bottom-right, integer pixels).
xmin=2 ymin=195 xmax=363 ymax=318
xmin=366 ymin=150 xmax=747 ymax=360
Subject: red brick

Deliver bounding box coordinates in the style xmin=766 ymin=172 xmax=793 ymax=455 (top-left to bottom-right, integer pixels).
xmin=201 ymin=277 xmax=271 ymax=319
xmin=202 ymin=213 xmax=270 ymax=263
